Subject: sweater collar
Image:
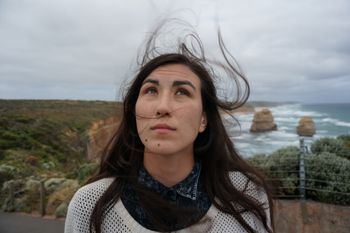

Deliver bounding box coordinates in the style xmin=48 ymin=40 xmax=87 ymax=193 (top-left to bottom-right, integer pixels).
xmin=137 ymin=161 xmax=201 ymax=201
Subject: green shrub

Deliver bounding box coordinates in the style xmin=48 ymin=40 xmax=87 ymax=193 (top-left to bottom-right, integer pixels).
xmin=1 ymin=179 xmax=27 ymax=212
xmin=0 ymin=131 xmax=19 ymax=140
xmin=0 ymin=165 xmax=17 ymax=188
xmin=75 ymin=162 xmax=99 ymax=182
xmin=1 ymin=178 xmax=43 ymax=213
xmin=337 ymin=148 xmax=350 ymax=160
xmin=1 ymin=150 xmax=39 ymax=178
xmin=0 ymin=150 xmax=4 ymax=160
xmin=337 ymin=135 xmax=350 ymax=144
xmin=305 ymin=152 xmax=350 ymax=205
xmin=250 ymin=144 xmax=350 ymax=205
xmin=337 ymin=135 xmax=350 ymax=159
xmin=249 ymin=146 xmax=300 ymax=196
xmin=15 ymin=116 xmax=35 ymax=124
xmin=310 ymin=137 xmax=343 ymax=155
xmin=0 ymin=140 xmax=18 ymax=150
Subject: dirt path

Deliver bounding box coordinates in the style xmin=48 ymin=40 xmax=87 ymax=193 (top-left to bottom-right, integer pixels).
xmin=0 ymin=212 xmax=64 ymax=233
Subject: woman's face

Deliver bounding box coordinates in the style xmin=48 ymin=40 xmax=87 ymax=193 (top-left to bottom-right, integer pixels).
xmin=135 ymin=64 xmax=207 ymax=156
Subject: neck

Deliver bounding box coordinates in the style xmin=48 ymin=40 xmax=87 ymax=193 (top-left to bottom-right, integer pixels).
xmin=143 ymin=151 xmax=194 ymax=188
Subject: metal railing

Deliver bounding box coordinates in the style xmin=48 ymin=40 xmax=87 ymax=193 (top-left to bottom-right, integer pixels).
xmin=251 ymin=137 xmax=350 ymax=201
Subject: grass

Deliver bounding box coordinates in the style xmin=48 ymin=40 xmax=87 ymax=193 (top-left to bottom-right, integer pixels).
xmin=0 ymin=99 xmax=122 ymax=181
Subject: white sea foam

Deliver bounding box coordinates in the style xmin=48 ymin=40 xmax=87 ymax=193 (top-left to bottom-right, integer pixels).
xmin=321 ymin=118 xmax=350 ymax=127
xmin=316 ymin=130 xmax=328 ymax=134
xmin=274 ymin=117 xmax=299 ymax=123
xmin=270 ymin=104 xmax=326 ymax=118
xmin=268 ymin=130 xmax=297 ymax=138
xmin=279 ymin=126 xmax=290 ymax=131
xmin=228 ymin=103 xmax=349 ymax=156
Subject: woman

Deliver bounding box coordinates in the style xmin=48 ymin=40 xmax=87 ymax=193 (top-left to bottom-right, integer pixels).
xmin=65 ymin=23 xmax=273 ymax=233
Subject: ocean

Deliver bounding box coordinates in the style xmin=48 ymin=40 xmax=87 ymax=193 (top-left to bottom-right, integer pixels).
xmin=226 ymin=103 xmax=350 ymax=157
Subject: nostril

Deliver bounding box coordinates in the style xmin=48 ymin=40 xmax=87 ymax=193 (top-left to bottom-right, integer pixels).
xmin=155 ymin=111 xmax=170 ymax=117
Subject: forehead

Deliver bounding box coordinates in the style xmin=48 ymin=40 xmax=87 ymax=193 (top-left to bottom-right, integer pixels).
xmin=146 ymin=64 xmax=201 ymax=86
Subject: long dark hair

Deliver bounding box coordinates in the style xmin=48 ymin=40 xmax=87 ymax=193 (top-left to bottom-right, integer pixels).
xmin=88 ymin=22 xmax=274 ymax=233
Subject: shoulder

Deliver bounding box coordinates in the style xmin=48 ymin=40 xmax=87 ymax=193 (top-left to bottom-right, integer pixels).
xmin=228 ymin=171 xmax=267 ymax=201
xmin=73 ymin=178 xmax=114 ymax=201
xmin=201 ymin=172 xmax=271 ymax=232
xmin=229 ymin=171 xmax=271 ymax=230
xmin=68 ymin=178 xmax=115 ymax=212
xmin=228 ymin=171 xmax=251 ymax=191
xmin=64 ymin=178 xmax=114 ymax=233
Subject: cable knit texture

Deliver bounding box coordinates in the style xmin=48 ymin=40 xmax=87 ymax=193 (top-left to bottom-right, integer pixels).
xmin=64 ymin=172 xmax=270 ymax=233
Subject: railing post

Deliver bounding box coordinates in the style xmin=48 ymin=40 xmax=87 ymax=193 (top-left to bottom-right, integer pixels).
xmin=8 ymin=181 xmax=14 ymax=211
xmin=299 ymin=137 xmax=306 ymax=200
xmin=40 ymin=180 xmax=46 ymax=216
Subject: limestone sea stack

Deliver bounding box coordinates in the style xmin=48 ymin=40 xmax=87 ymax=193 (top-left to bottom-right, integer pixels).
xmin=296 ymin=116 xmax=316 ymax=136
xmin=250 ymin=108 xmax=277 ymax=132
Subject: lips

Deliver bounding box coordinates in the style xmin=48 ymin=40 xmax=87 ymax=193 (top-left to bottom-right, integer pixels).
xmin=150 ymin=124 xmax=176 ymax=131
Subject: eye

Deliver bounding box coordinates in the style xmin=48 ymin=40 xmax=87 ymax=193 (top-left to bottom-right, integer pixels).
xmin=144 ymin=87 xmax=158 ymax=95
xmin=175 ymin=88 xmax=190 ymax=96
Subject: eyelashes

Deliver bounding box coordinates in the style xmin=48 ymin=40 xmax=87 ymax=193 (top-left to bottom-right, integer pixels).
xmin=175 ymin=88 xmax=190 ymax=96
xmin=141 ymin=86 xmax=192 ymax=97
xmin=143 ymin=86 xmax=157 ymax=95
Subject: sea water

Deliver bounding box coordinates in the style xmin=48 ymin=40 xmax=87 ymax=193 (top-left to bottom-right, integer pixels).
xmin=227 ymin=103 xmax=350 ymax=157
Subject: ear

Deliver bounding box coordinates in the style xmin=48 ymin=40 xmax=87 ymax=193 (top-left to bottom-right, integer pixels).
xmin=199 ymin=112 xmax=207 ymax=133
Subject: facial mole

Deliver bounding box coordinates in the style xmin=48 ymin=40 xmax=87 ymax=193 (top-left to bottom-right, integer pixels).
xmin=157 ymin=143 xmax=160 ymax=147
xmin=145 ymin=139 xmax=148 ymax=142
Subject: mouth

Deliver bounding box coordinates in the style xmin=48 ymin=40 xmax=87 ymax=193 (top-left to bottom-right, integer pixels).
xmin=150 ymin=124 xmax=176 ymax=131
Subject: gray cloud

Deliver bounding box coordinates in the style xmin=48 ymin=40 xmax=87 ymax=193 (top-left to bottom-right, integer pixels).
xmin=0 ymin=0 xmax=349 ymax=103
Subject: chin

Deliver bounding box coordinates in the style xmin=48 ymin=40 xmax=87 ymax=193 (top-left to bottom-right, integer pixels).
xmin=145 ymin=147 xmax=178 ymax=155
xmin=144 ymin=141 xmax=194 ymax=157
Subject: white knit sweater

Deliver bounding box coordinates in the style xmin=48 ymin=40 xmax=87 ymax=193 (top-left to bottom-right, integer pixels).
xmin=64 ymin=172 xmax=270 ymax=233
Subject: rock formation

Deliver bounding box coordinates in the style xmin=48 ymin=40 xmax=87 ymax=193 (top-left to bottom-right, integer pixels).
xmin=274 ymin=200 xmax=350 ymax=233
xmin=250 ymin=108 xmax=277 ymax=132
xmin=87 ymin=116 xmax=120 ymax=161
xmin=296 ymin=116 xmax=316 ymax=136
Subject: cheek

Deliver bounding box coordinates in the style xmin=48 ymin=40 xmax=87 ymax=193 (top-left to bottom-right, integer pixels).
xmin=135 ymin=100 xmax=147 ymax=133
xmin=135 ymin=99 xmax=143 ymax=116
xmin=135 ymin=98 xmax=156 ymax=118
xmin=179 ymin=108 xmax=203 ymax=132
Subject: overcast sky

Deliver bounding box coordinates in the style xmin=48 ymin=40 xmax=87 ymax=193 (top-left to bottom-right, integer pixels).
xmin=0 ymin=0 xmax=349 ymax=103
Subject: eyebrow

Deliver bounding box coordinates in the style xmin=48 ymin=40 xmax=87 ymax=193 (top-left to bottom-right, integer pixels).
xmin=142 ymin=79 xmax=196 ymax=90
xmin=173 ymin=80 xmax=196 ymax=90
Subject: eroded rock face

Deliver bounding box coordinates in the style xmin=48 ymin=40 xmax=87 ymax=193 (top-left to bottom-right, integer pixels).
xmin=86 ymin=116 xmax=120 ymax=161
xmin=250 ymin=108 xmax=277 ymax=132
xmin=274 ymin=200 xmax=350 ymax=233
xmin=296 ymin=116 xmax=316 ymax=136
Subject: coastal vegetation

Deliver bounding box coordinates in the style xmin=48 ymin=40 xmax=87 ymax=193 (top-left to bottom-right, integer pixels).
xmin=0 ymin=100 xmax=121 ymax=180
xmin=248 ymin=136 xmax=350 ymax=205
xmin=0 ymin=100 xmax=121 ymax=215
xmin=0 ymin=99 xmax=349 ymax=217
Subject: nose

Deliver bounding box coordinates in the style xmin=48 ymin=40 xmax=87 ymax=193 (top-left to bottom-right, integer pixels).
xmin=155 ymin=92 xmax=172 ymax=117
